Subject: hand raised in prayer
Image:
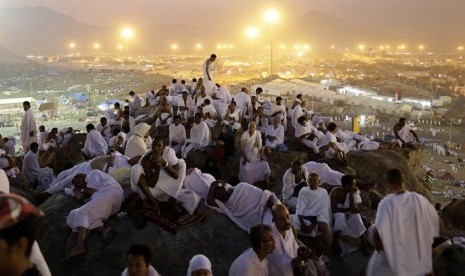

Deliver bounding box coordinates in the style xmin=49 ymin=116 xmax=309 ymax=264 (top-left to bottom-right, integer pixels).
xmin=297 ymin=247 xmax=313 ymax=262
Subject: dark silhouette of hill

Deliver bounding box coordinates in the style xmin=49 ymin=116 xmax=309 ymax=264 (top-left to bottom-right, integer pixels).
xmin=0 ymin=7 xmax=460 ymax=55
xmin=0 ymin=44 xmax=28 ymax=63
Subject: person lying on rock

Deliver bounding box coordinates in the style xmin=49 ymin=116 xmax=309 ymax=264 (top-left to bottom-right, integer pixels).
xmin=206 ymin=180 xmax=279 ymax=232
xmin=65 ymin=170 xmax=124 ymax=260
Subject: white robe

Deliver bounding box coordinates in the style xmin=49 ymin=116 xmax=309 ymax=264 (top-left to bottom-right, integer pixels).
xmin=366 ymin=191 xmax=439 ymax=276
xmin=230 ymin=248 xmax=268 ymax=276
xmin=22 ymin=151 xmax=40 ymax=183
xmin=125 ymin=123 xmax=151 ymax=159
xmin=291 ymin=104 xmax=303 ymax=129
xmin=317 ymin=131 xmax=349 ymax=158
xmin=177 ymin=96 xmax=195 ymax=122
xmin=239 ymin=130 xmax=270 ymax=184
xmin=295 ymin=122 xmax=319 ymax=154
xmin=291 ymin=187 xmax=331 ymax=237
xmin=393 ymin=124 xmax=417 ymax=146
xmin=265 ymin=124 xmax=284 ymax=149
xmin=5 ymin=140 xmax=15 ymax=156
xmin=269 ymin=103 xmax=287 ymax=128
xmin=96 ymin=123 xmax=112 ymax=144
xmin=82 ymin=129 xmax=108 ymax=158
xmin=182 ymin=121 xmax=211 ymax=159
xmin=233 ymin=92 xmax=252 ymax=118
xmin=183 ymin=168 xmax=216 ymax=200
xmin=47 ymin=162 xmax=93 ymax=194
xmin=202 ymin=104 xmax=218 ymax=128
xmin=121 ymin=116 xmax=136 ymax=137
xmin=282 ymin=167 xmax=309 ymax=209
xmin=131 ymin=147 xmax=186 ymax=199
xmin=215 ymin=183 xmax=274 ymax=232
xmin=121 ymin=265 xmax=159 ymax=276
xmin=223 ymin=108 xmax=242 ymax=130
xmin=332 ymin=190 xmax=366 ymax=238
xmin=266 ymin=224 xmax=299 ymax=276
xmin=38 ymin=131 xmax=48 ymax=151
xmin=20 ymin=108 xmax=37 ymax=152
xmin=67 ymin=170 xmax=123 ymax=230
xmin=169 ymin=124 xmax=186 ymax=155
xmin=155 ymin=111 xmax=173 ymax=127
xmin=202 ymin=59 xmax=214 ymax=81
xmin=303 ymin=161 xmax=343 ymax=186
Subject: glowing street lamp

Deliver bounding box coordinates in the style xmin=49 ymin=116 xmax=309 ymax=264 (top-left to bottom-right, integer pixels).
xmin=418 ymin=44 xmax=424 ymax=51
xmin=358 ymin=44 xmax=366 ymax=51
xmin=117 ymin=44 xmax=124 ymax=51
xmin=121 ymin=27 xmax=134 ymax=55
xmin=458 ymin=46 xmax=464 ymax=51
xmin=245 ymin=26 xmax=260 ymax=40
xmin=171 ymin=44 xmax=178 ymax=51
xmin=69 ymin=42 xmax=76 ymax=50
xmin=195 ymin=43 xmax=203 ymax=50
xmin=93 ymin=43 xmax=101 ymax=50
xmin=263 ymin=9 xmax=280 ymax=77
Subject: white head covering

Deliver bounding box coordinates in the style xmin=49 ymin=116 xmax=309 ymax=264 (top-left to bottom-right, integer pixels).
xmin=117 ymin=132 xmax=127 ymax=144
xmin=133 ymin=123 xmax=151 ymax=137
xmin=187 ymin=254 xmax=212 ymax=276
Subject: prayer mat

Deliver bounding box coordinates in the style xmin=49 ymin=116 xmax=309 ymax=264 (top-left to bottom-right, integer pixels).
xmin=123 ymin=194 xmax=206 ymax=234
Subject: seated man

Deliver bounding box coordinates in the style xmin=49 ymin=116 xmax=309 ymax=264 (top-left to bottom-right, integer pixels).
xmin=252 ymin=106 xmax=269 ymax=136
xmin=125 ymin=123 xmax=151 ymax=159
xmin=121 ymin=244 xmax=160 ymax=276
xmin=22 ymin=142 xmax=40 ymax=188
xmin=267 ymin=204 xmax=314 ymax=276
xmin=182 ymin=113 xmax=211 ymax=159
xmin=295 ymin=116 xmax=322 ymax=154
xmin=201 ymin=99 xmax=218 ymax=128
xmin=168 ymin=115 xmax=186 ymax=157
xmin=66 ymin=170 xmax=124 ymax=259
xmin=330 ymin=174 xmax=367 ymax=256
xmin=96 ymin=117 xmax=112 ymax=144
xmin=303 ymin=161 xmax=344 ymax=187
xmin=393 ymin=117 xmax=419 ymax=147
xmin=81 ymin=123 xmax=108 ymax=160
xmin=3 ymin=136 xmax=15 ymax=156
xmin=229 ymin=224 xmax=274 ymax=276
xmin=269 ymin=96 xmax=287 ymax=129
xmin=0 ymin=148 xmax=18 ymax=177
xmin=282 ymin=160 xmax=309 ymax=210
xmin=222 ymin=102 xmax=242 ymax=131
xmin=291 ymin=100 xmax=305 ymax=129
xmin=131 ymin=136 xmax=187 ymax=214
xmin=177 ymin=91 xmax=195 ymax=124
xmin=121 ymin=110 xmax=136 ymax=137
xmin=127 ymin=91 xmax=142 ymax=110
xmin=207 ymin=181 xmax=279 ymax=231
xmin=154 ymin=96 xmax=173 ymax=128
xmin=316 ymin=122 xmax=348 ymax=161
xmin=291 ymin=174 xmax=332 ymax=256
xmin=264 ymin=116 xmax=285 ymax=155
xmin=239 ymin=122 xmax=271 ymax=187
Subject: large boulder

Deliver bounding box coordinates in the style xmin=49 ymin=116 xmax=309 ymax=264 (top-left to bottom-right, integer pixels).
xmin=346 ymin=148 xmax=431 ymax=198
xmin=38 ymin=193 xmax=249 ymax=276
xmin=441 ymin=199 xmax=465 ymax=230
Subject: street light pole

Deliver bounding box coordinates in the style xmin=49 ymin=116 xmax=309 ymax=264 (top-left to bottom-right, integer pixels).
xmin=269 ymin=22 xmax=273 ymax=77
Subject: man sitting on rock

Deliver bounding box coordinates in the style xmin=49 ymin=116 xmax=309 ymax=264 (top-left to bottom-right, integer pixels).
xmin=330 ymin=174 xmax=368 ymax=256
xmin=207 ymin=181 xmax=279 ymax=232
xmin=267 ymin=204 xmax=314 ymax=276
xmin=317 ymin=122 xmax=348 ymax=161
xmin=121 ymin=244 xmax=160 ymax=276
xmin=81 ymin=123 xmax=108 ymax=160
xmin=295 ymin=116 xmax=322 ymax=154
xmin=393 ymin=117 xmax=419 ymax=148
xmin=291 ymin=173 xmax=332 ymax=257
xmin=182 ymin=113 xmax=211 ymax=159
xmin=66 ymin=170 xmax=124 ymax=260
xmin=282 ymin=160 xmax=309 ymax=210
xmin=125 ymin=123 xmax=151 ymax=159
xmin=131 ymin=136 xmax=187 ymax=214
xmin=264 ymin=116 xmax=285 ymax=155
xmin=154 ymin=96 xmax=173 ymax=128
xmin=229 ymin=224 xmax=275 ymax=276
xmin=239 ymin=121 xmax=271 ymax=188
xmin=168 ymin=115 xmax=186 ymax=157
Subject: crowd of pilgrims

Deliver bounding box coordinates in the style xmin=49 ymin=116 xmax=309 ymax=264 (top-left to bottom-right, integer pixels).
xmin=0 ymin=74 xmax=442 ymax=276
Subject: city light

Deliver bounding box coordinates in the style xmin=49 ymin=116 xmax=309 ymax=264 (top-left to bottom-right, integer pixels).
xmin=93 ymin=43 xmax=100 ymax=50
xmin=69 ymin=42 xmax=76 ymax=49
xmin=458 ymin=46 xmax=464 ymax=51
xmin=171 ymin=43 xmax=178 ymax=50
xmin=121 ymin=27 xmax=134 ymax=55
xmin=117 ymin=44 xmax=124 ymax=50
xmin=216 ymin=44 xmax=222 ymax=50
xmin=279 ymin=44 xmax=286 ymax=50
xmin=195 ymin=43 xmax=203 ymax=50
xmin=303 ymin=45 xmax=310 ymax=51
xmin=245 ymin=26 xmax=260 ymax=40
xmin=419 ymin=45 xmax=425 ymax=50
xmin=263 ymin=9 xmax=280 ymax=23
xmin=379 ymin=46 xmax=385 ymax=50
xmin=358 ymin=44 xmax=366 ymax=51
xmin=294 ymin=44 xmax=300 ymax=50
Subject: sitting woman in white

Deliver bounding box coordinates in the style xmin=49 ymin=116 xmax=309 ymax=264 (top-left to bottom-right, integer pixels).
xmin=168 ymin=115 xmax=186 ymax=157
xmin=264 ymin=116 xmax=285 ymax=154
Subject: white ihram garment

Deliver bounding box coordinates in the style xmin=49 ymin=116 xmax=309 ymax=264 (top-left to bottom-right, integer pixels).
xmin=282 ymin=167 xmax=309 ymax=209
xmin=82 ymin=129 xmax=108 ymax=158
xmin=239 ymin=130 xmax=271 ymax=184
xmin=331 ymin=190 xmax=366 ymax=238
xmin=20 ymin=108 xmax=37 ymax=152
xmin=67 ymin=170 xmax=123 ymax=230
xmin=169 ymin=124 xmax=186 ymax=156
xmin=182 ymin=121 xmax=210 ymax=159
xmin=265 ymin=124 xmax=284 ymax=149
xmin=303 ymin=161 xmax=343 ymax=186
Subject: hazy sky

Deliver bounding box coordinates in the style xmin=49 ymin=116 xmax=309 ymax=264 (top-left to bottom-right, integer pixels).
xmin=1 ymin=0 xmax=465 ymax=36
